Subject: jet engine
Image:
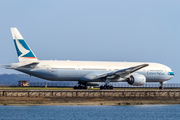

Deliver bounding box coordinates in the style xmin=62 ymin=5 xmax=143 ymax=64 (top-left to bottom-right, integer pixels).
xmin=126 ymin=74 xmax=146 ymax=86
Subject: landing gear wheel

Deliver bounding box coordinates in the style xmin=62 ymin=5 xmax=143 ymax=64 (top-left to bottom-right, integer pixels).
xmin=74 ymin=86 xmax=77 ymax=89
xmin=83 ymin=86 xmax=87 ymax=89
xmin=100 ymin=86 xmax=103 ymax=90
xmin=110 ymin=86 xmax=113 ymax=89
xmin=159 ymin=82 xmax=164 ymax=89
xmin=159 ymin=86 xmax=162 ymax=89
xmin=100 ymin=85 xmax=113 ymax=90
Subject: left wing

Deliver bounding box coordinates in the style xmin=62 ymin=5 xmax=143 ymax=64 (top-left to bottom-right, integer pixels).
xmin=94 ymin=64 xmax=149 ymax=80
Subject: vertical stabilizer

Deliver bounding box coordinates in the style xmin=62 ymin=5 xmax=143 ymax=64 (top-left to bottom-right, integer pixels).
xmin=10 ymin=28 xmax=38 ymax=62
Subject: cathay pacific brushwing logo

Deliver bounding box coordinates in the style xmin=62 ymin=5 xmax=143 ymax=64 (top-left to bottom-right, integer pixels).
xmin=14 ymin=36 xmax=36 ymax=58
xmin=15 ymin=37 xmax=30 ymax=57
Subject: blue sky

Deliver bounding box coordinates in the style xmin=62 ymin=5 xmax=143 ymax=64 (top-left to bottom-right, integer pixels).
xmin=0 ymin=0 xmax=179 ymax=83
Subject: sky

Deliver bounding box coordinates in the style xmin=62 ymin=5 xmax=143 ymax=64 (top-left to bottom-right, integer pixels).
xmin=0 ymin=0 xmax=179 ymax=83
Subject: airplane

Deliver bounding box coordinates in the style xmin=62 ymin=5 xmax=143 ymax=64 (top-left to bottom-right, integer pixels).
xmin=0 ymin=28 xmax=174 ymax=89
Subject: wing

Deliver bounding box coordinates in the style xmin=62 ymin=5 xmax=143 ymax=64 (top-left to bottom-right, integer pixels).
xmin=94 ymin=64 xmax=149 ymax=80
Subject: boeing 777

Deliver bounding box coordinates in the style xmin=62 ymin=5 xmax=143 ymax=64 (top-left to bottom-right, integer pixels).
xmin=0 ymin=28 xmax=174 ymax=89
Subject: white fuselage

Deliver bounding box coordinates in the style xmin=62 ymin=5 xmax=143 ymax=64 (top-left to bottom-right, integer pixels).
xmin=13 ymin=60 xmax=174 ymax=83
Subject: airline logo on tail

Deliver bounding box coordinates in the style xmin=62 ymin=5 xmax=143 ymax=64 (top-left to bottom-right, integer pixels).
xmin=14 ymin=38 xmax=36 ymax=58
xmin=11 ymin=28 xmax=37 ymax=61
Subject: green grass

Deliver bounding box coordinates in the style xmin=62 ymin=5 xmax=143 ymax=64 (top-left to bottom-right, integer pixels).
xmin=0 ymin=87 xmax=179 ymax=90
xmin=0 ymin=87 xmax=74 ymax=90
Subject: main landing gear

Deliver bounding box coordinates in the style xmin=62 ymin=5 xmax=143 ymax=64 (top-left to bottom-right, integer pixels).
xmin=74 ymin=85 xmax=87 ymax=89
xmin=100 ymin=85 xmax=113 ymax=90
xmin=159 ymin=82 xmax=164 ymax=89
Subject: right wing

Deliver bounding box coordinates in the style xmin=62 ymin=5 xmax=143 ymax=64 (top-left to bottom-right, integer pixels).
xmin=94 ymin=64 xmax=149 ymax=80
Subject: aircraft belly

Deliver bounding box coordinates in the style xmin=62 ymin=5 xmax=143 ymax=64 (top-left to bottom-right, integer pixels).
xmin=145 ymin=75 xmax=171 ymax=82
xmin=17 ymin=69 xmax=91 ymax=81
xmin=54 ymin=70 xmax=90 ymax=81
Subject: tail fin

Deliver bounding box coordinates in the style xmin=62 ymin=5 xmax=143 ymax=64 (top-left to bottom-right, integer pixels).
xmin=10 ymin=28 xmax=38 ymax=62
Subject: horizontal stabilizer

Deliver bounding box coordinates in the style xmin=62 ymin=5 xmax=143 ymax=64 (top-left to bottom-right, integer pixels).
xmin=0 ymin=65 xmax=11 ymax=69
xmin=19 ymin=62 xmax=39 ymax=69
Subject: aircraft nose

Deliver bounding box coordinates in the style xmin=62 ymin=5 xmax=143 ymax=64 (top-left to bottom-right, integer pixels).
xmin=168 ymin=72 xmax=174 ymax=76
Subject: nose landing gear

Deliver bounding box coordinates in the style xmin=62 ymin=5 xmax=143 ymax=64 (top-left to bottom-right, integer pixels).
xmin=159 ymin=82 xmax=164 ymax=89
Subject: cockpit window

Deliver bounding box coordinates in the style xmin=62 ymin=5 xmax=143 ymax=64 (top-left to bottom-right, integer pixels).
xmin=168 ymin=72 xmax=174 ymax=76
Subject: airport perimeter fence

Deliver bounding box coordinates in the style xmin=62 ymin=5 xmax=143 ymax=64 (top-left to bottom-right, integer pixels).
xmin=2 ymin=82 xmax=180 ymax=88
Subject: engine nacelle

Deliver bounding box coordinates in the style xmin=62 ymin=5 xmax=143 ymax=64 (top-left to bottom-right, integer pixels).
xmin=126 ymin=74 xmax=146 ymax=86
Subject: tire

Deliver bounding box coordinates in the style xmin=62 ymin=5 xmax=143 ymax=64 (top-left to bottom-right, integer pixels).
xmin=80 ymin=86 xmax=83 ymax=89
xmin=78 ymin=86 xmax=81 ymax=89
xmin=74 ymin=86 xmax=77 ymax=89
xmin=110 ymin=86 xmax=113 ymax=89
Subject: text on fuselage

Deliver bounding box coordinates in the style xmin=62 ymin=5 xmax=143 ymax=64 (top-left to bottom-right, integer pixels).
xmin=147 ymin=72 xmax=165 ymax=75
